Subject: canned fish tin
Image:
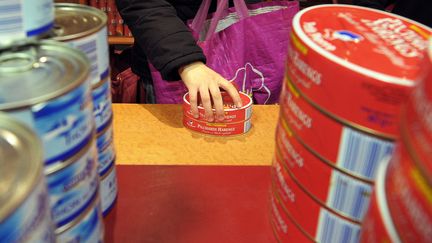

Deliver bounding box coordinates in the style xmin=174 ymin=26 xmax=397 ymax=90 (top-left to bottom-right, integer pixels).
xmin=52 ymin=3 xmax=109 ymax=85
xmin=270 ymin=192 xmax=314 ymax=243
xmin=183 ymin=92 xmax=253 ymax=123
xmin=55 ymin=197 xmax=104 ymax=243
xmin=275 ymin=122 xmax=373 ymax=221
xmin=0 ymin=41 xmax=94 ymax=166
xmin=360 ymin=157 xmax=401 ymax=243
xmin=92 ymin=77 xmax=113 ymax=133
xmin=0 ymin=0 xmax=54 ymax=49
xmin=183 ymin=115 xmax=252 ymax=136
xmin=100 ymin=163 xmax=118 ymax=216
xmin=0 ymin=114 xmax=55 ymax=243
xmin=385 ymin=142 xmax=432 ymax=243
xmin=271 ymin=162 xmax=361 ymax=243
xmin=280 ymin=81 xmax=394 ymax=180
xmin=45 ymin=139 xmax=99 ymax=228
xmin=289 ymin=4 xmax=431 ymax=137
xmin=96 ymin=121 xmax=115 ymax=176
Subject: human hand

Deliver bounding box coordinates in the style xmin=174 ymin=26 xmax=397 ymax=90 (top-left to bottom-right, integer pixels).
xmin=179 ymin=61 xmax=242 ymax=122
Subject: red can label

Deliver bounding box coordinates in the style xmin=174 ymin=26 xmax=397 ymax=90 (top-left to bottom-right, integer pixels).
xmin=183 ymin=92 xmax=252 ymax=123
xmin=280 ymin=81 xmax=394 ymax=180
xmin=183 ymin=115 xmax=251 ymax=136
xmin=271 ymin=158 xmax=361 ymax=242
xmin=289 ymin=5 xmax=431 ymax=137
xmin=385 ymin=143 xmax=432 ymax=243
xmin=275 ymin=121 xmax=373 ymax=221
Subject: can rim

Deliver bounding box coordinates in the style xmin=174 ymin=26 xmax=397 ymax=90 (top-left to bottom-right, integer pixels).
xmin=292 ymin=4 xmax=431 ymax=87
xmin=182 ymin=91 xmax=253 ymax=112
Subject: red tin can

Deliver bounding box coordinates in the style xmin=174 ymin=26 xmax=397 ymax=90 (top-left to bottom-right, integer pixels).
xmin=385 ymin=142 xmax=432 ymax=243
xmin=279 ymin=81 xmax=394 ymax=180
xmin=183 ymin=115 xmax=251 ymax=136
xmin=288 ymin=4 xmax=431 ymax=138
xmin=360 ymin=156 xmax=401 ymax=243
xmin=183 ymin=92 xmax=253 ymax=123
xmin=271 ymin=158 xmax=361 ymax=242
xmin=275 ymin=120 xmax=374 ymax=221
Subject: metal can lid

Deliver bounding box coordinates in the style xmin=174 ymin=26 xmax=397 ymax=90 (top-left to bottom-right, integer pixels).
xmin=0 ymin=112 xmax=44 ymax=221
xmin=0 ymin=40 xmax=90 ymax=110
xmin=52 ymin=3 xmax=107 ymax=41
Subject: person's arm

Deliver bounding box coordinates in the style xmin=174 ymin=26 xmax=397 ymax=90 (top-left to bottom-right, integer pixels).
xmin=116 ymin=0 xmax=242 ymax=121
xmin=352 ymin=0 xmax=395 ymax=10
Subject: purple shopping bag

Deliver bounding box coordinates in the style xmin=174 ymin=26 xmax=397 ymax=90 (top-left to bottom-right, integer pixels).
xmin=150 ymin=0 xmax=299 ymax=104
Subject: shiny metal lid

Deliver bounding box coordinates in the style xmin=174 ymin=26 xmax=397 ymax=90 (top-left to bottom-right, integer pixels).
xmin=52 ymin=3 xmax=107 ymax=41
xmin=0 ymin=40 xmax=90 ymax=110
xmin=0 ymin=112 xmax=44 ymax=221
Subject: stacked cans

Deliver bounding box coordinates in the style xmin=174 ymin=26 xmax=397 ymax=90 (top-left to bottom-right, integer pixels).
xmin=270 ymin=4 xmax=432 ymax=243
xmin=0 ymin=114 xmax=55 ymax=243
xmin=360 ymin=39 xmax=432 ymax=243
xmin=49 ymin=3 xmax=118 ymax=216
xmin=182 ymin=92 xmax=253 ymax=136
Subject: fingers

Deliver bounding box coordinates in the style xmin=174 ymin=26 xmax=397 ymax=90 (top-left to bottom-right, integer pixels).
xmin=199 ymin=86 xmax=214 ymax=122
xmin=218 ymin=80 xmax=243 ymax=108
xmin=188 ymin=88 xmax=199 ymax=119
xmin=209 ymin=84 xmax=224 ymax=121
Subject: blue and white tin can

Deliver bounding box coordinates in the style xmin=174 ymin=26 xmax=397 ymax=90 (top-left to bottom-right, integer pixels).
xmin=55 ymin=197 xmax=104 ymax=243
xmin=100 ymin=163 xmax=118 ymax=216
xmin=0 ymin=0 xmax=54 ymax=49
xmin=45 ymin=139 xmax=100 ymax=228
xmin=92 ymin=78 xmax=113 ymax=133
xmin=96 ymin=122 xmax=116 ymax=176
xmin=51 ymin=3 xmax=109 ymax=85
xmin=0 ymin=114 xmax=55 ymax=243
xmin=0 ymin=41 xmax=94 ymax=166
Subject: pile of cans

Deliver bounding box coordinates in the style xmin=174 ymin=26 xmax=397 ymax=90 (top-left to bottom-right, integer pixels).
xmin=182 ymin=91 xmax=253 ymax=136
xmin=270 ymin=4 xmax=431 ymax=243
xmin=0 ymin=1 xmax=117 ymax=242
xmin=360 ymin=39 xmax=432 ymax=243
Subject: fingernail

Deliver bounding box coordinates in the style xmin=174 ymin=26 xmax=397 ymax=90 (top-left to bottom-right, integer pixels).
xmin=194 ymin=114 xmax=199 ymax=119
xmin=217 ymin=115 xmax=224 ymax=121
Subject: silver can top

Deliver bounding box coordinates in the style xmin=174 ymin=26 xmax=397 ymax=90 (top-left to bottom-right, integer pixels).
xmin=0 ymin=40 xmax=90 ymax=110
xmin=0 ymin=112 xmax=44 ymax=221
xmin=52 ymin=3 xmax=107 ymax=41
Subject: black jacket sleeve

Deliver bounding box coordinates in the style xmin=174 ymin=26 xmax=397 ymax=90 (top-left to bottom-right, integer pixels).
xmin=352 ymin=0 xmax=395 ymax=10
xmin=115 ymin=0 xmax=206 ymax=81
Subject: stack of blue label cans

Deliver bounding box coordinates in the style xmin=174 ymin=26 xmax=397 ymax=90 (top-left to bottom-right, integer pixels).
xmin=0 ymin=1 xmax=110 ymax=242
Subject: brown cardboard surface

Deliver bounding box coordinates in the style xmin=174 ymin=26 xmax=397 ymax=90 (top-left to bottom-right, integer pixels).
xmin=112 ymin=104 xmax=278 ymax=165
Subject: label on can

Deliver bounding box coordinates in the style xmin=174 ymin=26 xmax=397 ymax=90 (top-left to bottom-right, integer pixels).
xmin=100 ymin=164 xmax=118 ymax=216
xmin=92 ymin=79 xmax=113 ymax=133
xmin=9 ymin=81 xmax=94 ymax=165
xmin=183 ymin=115 xmax=252 ymax=136
xmin=98 ymin=142 xmax=115 ymax=176
xmin=0 ymin=176 xmax=55 ymax=243
xmin=46 ymin=142 xmax=99 ymax=228
xmin=56 ymin=200 xmax=104 ymax=243
xmin=64 ymin=26 xmax=110 ymax=85
xmin=0 ymin=0 xmax=54 ymax=43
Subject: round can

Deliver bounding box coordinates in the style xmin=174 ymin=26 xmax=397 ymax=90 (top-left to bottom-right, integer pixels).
xmin=96 ymin=121 xmax=116 ymax=176
xmin=51 ymin=3 xmax=110 ymax=85
xmin=92 ymin=77 xmax=113 ymax=133
xmin=55 ymin=197 xmax=104 ymax=243
xmin=275 ymin=121 xmax=374 ymax=221
xmin=360 ymin=156 xmax=401 ymax=243
xmin=0 ymin=41 xmax=94 ymax=166
xmin=183 ymin=91 xmax=253 ymax=123
xmin=45 ymin=139 xmax=100 ymax=228
xmin=288 ymin=4 xmax=431 ymax=137
xmin=269 ymin=192 xmax=314 ymax=243
xmin=271 ymin=160 xmax=361 ymax=243
xmin=100 ymin=162 xmax=118 ymax=216
xmin=280 ymin=79 xmax=395 ymax=180
xmin=0 ymin=114 xmax=55 ymax=243
xmin=385 ymin=142 xmax=432 ymax=243
xmin=0 ymin=0 xmax=54 ymax=49
xmin=183 ymin=115 xmax=252 ymax=136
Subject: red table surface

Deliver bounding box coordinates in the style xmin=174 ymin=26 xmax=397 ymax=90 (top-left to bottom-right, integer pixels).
xmin=103 ymin=165 xmax=275 ymax=243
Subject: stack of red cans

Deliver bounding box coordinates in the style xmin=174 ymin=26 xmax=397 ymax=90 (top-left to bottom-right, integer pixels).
xmin=361 ymin=39 xmax=432 ymax=243
xmin=270 ymin=4 xmax=432 ymax=243
xmin=182 ymin=92 xmax=253 ymax=136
